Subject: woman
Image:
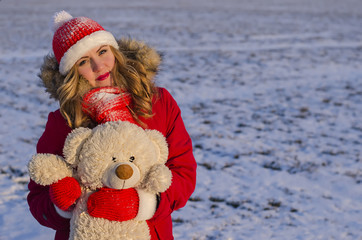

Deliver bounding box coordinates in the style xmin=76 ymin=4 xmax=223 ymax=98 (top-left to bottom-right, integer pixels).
xmin=27 ymin=11 xmax=197 ymax=240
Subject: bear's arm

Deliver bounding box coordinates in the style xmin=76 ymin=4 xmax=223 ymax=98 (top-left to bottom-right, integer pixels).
xmin=28 ymin=154 xmax=73 ymax=186
xmin=27 ymin=110 xmax=72 ymax=231
xmin=148 ymin=88 xmax=197 ymax=223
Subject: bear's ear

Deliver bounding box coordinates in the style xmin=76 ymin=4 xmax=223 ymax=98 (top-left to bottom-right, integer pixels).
xmin=63 ymin=127 xmax=92 ymax=166
xmin=145 ymin=130 xmax=169 ymax=164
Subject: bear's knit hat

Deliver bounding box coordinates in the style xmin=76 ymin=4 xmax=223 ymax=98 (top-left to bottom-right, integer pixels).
xmin=52 ymin=11 xmax=118 ymax=75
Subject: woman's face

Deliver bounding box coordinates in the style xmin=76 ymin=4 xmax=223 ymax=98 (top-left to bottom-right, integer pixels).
xmin=76 ymin=45 xmax=115 ymax=87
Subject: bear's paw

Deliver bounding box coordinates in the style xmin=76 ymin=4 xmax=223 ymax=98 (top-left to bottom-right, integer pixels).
xmin=28 ymin=154 xmax=73 ymax=186
xmin=140 ymin=164 xmax=172 ymax=194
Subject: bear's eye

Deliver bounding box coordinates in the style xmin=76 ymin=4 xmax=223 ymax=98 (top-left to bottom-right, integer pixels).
xmin=129 ymin=156 xmax=135 ymax=162
xmin=112 ymin=157 xmax=117 ymax=162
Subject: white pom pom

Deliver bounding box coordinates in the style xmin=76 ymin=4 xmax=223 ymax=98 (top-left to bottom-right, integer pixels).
xmin=53 ymin=10 xmax=73 ymax=32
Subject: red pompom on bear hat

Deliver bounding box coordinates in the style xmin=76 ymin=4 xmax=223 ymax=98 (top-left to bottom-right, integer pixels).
xmin=52 ymin=11 xmax=118 ymax=75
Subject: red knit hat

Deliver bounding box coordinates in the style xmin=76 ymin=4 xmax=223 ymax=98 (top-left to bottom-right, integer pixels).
xmin=52 ymin=11 xmax=118 ymax=75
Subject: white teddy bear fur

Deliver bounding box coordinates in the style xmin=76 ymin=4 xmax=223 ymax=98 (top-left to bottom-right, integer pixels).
xmin=28 ymin=121 xmax=172 ymax=240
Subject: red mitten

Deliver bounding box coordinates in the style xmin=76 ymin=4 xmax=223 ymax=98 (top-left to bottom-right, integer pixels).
xmin=82 ymin=87 xmax=137 ymax=124
xmin=87 ymin=187 xmax=139 ymax=221
xmin=49 ymin=177 xmax=81 ymax=211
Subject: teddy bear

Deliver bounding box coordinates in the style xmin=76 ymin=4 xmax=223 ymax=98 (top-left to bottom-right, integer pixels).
xmin=28 ymin=119 xmax=172 ymax=240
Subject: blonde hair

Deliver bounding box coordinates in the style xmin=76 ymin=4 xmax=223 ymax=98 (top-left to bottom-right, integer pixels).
xmin=58 ymin=46 xmax=156 ymax=129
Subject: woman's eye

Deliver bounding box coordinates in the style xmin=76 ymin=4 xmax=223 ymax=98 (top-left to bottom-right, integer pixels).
xmin=99 ymin=49 xmax=107 ymax=55
xmin=78 ymin=59 xmax=87 ymax=66
xmin=129 ymin=156 xmax=135 ymax=162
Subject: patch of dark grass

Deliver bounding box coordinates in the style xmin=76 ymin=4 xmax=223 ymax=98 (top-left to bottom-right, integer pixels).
xmin=263 ymin=161 xmax=282 ymax=171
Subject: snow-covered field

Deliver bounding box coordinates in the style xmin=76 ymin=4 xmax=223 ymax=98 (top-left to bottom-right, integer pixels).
xmin=1 ymin=0 xmax=362 ymax=239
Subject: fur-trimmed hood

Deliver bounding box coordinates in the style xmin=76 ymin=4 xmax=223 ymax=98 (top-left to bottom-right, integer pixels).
xmin=39 ymin=38 xmax=162 ymax=100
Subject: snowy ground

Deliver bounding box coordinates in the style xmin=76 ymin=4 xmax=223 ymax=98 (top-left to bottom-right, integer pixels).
xmin=1 ymin=0 xmax=362 ymax=239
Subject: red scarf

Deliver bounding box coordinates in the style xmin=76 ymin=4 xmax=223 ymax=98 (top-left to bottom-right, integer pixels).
xmin=82 ymin=86 xmax=137 ymax=124
xmin=87 ymin=187 xmax=139 ymax=221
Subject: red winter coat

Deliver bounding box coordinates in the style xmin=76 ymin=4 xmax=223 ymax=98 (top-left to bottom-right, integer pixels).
xmin=27 ymin=88 xmax=197 ymax=240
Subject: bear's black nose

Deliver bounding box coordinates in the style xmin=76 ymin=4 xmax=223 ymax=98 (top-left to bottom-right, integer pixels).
xmin=115 ymin=164 xmax=133 ymax=180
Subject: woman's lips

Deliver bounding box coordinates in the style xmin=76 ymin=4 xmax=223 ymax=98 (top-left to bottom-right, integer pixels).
xmin=96 ymin=72 xmax=110 ymax=81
